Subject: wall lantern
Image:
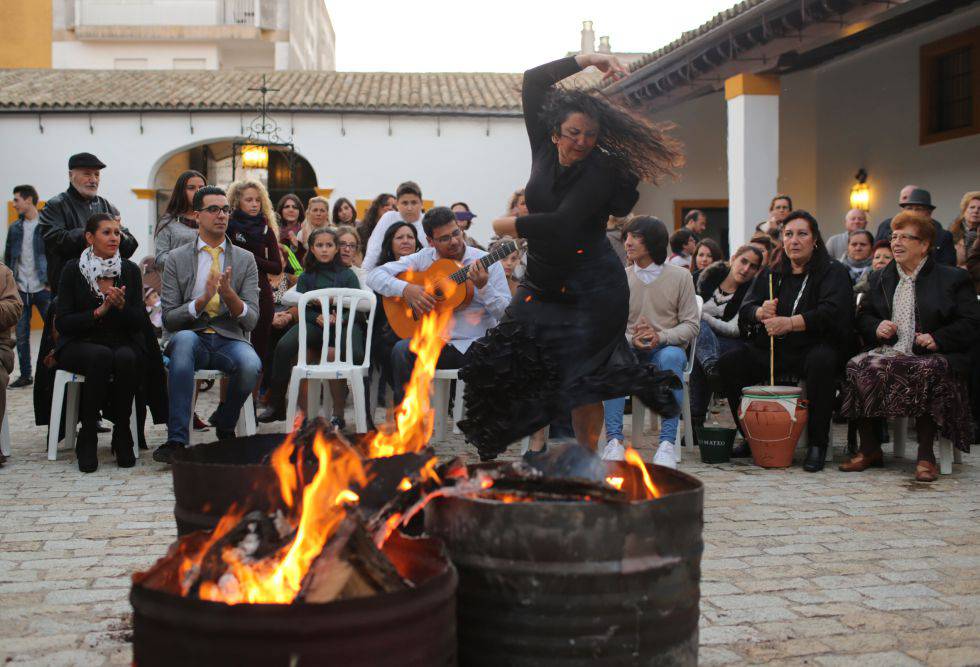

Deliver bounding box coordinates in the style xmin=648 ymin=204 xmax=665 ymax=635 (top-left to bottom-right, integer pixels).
xmin=241 ymin=145 xmax=269 ymax=169
xmin=849 ymin=168 xmax=870 ymax=211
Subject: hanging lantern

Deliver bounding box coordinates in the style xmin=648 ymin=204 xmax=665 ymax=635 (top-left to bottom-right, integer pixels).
xmin=241 ymin=145 xmax=269 ymax=169
xmin=849 ymin=169 xmax=870 ymax=211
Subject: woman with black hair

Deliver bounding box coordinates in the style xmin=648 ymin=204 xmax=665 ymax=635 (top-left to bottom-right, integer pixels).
xmin=461 ymin=53 xmax=685 ymax=460
xmin=56 ymin=214 xmax=154 ymax=472
xmin=276 ymin=193 xmax=306 ymax=263
xmin=719 ymin=210 xmax=854 ymax=471
xmin=332 ymin=197 xmax=357 ymax=227
xmin=691 ymin=238 xmax=724 ymax=285
xmin=155 ymin=170 xmax=205 ymax=267
xmin=357 ymin=193 xmax=396 ymax=255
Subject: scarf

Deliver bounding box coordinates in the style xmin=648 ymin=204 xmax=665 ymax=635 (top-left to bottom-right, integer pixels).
xmin=229 ymin=209 xmax=269 ymax=245
xmin=78 ymin=245 xmax=121 ymax=303
xmin=892 ymin=257 xmax=926 ymax=355
xmin=840 ymin=254 xmax=872 ymax=283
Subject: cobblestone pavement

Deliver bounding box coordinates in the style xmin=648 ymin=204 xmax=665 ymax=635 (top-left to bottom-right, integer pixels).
xmin=1 ymin=351 xmax=978 ymax=665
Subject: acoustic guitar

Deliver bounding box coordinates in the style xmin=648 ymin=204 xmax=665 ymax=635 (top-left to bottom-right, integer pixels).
xmin=383 ymin=240 xmax=518 ymax=339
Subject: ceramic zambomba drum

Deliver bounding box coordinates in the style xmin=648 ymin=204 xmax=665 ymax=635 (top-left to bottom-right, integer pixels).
xmin=738 ymin=385 xmax=808 ymax=468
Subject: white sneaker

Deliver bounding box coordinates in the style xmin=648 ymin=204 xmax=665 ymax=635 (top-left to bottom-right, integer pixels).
xmin=601 ymin=438 xmax=626 ymax=461
xmin=653 ymin=441 xmax=678 ymax=469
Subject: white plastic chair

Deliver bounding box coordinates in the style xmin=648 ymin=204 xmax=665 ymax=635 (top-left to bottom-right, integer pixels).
xmin=0 ymin=414 xmax=9 ymax=457
xmin=188 ymin=369 xmax=257 ymax=442
xmin=630 ymin=295 xmax=703 ymax=462
xmin=286 ymin=288 xmax=376 ymax=433
xmin=432 ymin=369 xmax=465 ymax=443
xmin=47 ymin=370 xmax=139 ymax=462
xmin=890 ymin=416 xmax=962 ymax=475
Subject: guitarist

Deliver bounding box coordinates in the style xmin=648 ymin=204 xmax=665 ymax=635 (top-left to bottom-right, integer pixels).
xmin=366 ymin=207 xmax=510 ymax=405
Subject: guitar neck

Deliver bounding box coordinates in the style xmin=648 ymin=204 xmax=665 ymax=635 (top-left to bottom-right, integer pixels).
xmin=449 ymin=242 xmax=517 ymax=284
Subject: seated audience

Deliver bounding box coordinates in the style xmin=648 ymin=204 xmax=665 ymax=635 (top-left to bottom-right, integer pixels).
xmin=950 ymin=191 xmax=980 ymax=267
xmin=261 ymin=245 xmax=300 ymax=398
xmin=749 ymin=232 xmax=774 ymax=266
xmin=366 ymin=207 xmax=509 ymax=405
xmin=55 ymin=214 xmax=149 ymax=472
xmin=874 ymin=186 xmax=955 ymax=266
xmin=259 ymin=228 xmax=364 ymax=427
xmin=602 ymin=216 xmax=699 ymax=468
xmin=333 ymin=197 xmax=358 ymax=228
xmin=840 ymin=211 xmax=980 ymax=481
xmin=154 ymin=186 xmax=261 ymax=463
xmin=825 ymin=208 xmax=869 ymax=260
xmin=356 ymin=193 xmax=396 ymax=256
xmin=155 ymin=170 xmax=206 ymax=268
xmin=452 ymin=202 xmax=485 ymax=250
xmin=0 ymin=260 xmax=22 ymax=467
xmin=841 ymin=229 xmax=874 ymax=284
xmin=691 ymin=238 xmax=723 ymax=285
xmin=667 ymin=228 xmax=696 ymax=268
xmin=363 ymin=181 xmax=427 ymax=271
xmin=276 ymin=194 xmax=306 ymax=264
xmin=336 ymin=225 xmax=365 ymax=280
xmin=756 ymin=194 xmax=793 ymax=238
xmin=300 ymin=196 xmax=331 ymax=249
xmin=855 ymin=240 xmax=893 ymax=296
xmin=689 ymin=245 xmax=763 ymax=445
xmin=720 ymin=210 xmax=853 ymax=472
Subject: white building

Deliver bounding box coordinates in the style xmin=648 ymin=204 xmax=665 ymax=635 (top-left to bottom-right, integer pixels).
xmin=2 ymin=0 xmax=335 ymax=71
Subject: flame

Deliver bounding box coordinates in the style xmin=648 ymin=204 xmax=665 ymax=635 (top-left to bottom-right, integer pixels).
xmin=369 ymin=309 xmax=453 ymax=458
xmin=605 ymin=476 xmax=625 ymax=490
xmin=397 ymin=477 xmax=413 ymax=492
xmin=624 ymin=447 xmax=661 ymax=499
xmin=270 ymin=432 xmax=298 ymax=509
xmin=420 ymin=456 xmax=441 ymax=485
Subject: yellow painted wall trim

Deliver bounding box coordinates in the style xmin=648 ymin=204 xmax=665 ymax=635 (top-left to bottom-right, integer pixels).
xmin=132 ymin=188 xmax=157 ymax=200
xmin=0 ymin=0 xmax=52 ymax=68
xmin=314 ymin=187 xmax=334 ymax=199
xmin=724 ymin=73 xmax=780 ymax=100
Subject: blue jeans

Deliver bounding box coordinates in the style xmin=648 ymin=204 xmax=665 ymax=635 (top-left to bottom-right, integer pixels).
xmin=165 ymin=331 xmax=262 ymax=445
xmin=603 ymin=345 xmax=686 ymax=444
xmin=16 ymin=289 xmax=51 ymax=378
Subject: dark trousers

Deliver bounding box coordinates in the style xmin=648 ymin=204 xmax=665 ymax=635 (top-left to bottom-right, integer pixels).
xmin=16 ymin=288 xmax=52 ymax=378
xmin=57 ymin=341 xmax=139 ymax=432
xmin=719 ymin=342 xmax=839 ymax=449
xmin=267 ymin=323 xmax=325 ymax=408
xmin=391 ymin=339 xmax=466 ymax=405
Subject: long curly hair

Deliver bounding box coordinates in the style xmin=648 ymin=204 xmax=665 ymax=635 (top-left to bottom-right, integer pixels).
xmin=227 ymin=179 xmax=279 ymax=238
xmin=540 ymin=88 xmax=684 ymax=183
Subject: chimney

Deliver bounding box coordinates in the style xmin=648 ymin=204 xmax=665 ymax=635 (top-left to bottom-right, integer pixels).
xmin=580 ymin=21 xmax=595 ymax=54
xmin=598 ymin=36 xmax=611 ymax=54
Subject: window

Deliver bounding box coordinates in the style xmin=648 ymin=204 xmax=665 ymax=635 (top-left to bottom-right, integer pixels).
xmin=920 ymin=27 xmax=980 ymax=145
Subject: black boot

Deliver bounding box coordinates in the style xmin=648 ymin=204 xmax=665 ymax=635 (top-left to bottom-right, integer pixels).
xmin=731 ymin=439 xmax=752 ymax=458
xmin=76 ymin=427 xmax=98 ymax=473
xmin=112 ymin=427 xmax=136 ymax=468
xmin=803 ymin=445 xmax=827 ymax=472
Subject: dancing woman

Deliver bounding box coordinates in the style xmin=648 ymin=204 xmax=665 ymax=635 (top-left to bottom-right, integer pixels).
xmin=460 ymin=53 xmax=684 ymax=460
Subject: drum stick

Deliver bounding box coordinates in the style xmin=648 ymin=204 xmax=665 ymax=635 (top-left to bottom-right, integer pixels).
xmin=768 ymin=273 xmax=775 ymax=386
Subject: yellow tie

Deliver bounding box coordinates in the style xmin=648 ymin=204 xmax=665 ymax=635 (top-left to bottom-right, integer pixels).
xmin=204 ymin=246 xmax=223 ymax=320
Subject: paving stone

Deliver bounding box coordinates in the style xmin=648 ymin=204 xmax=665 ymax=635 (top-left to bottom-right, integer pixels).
xmin=815 ymin=651 xmax=924 ymax=666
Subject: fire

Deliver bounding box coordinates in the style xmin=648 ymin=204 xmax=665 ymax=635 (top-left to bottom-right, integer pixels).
xmin=369 ymin=309 xmax=453 ymax=458
xmin=420 ymin=456 xmax=441 ymax=485
xmin=624 ymin=447 xmax=661 ymax=499
xmin=269 ymin=432 xmax=298 ymax=508
xmin=397 ymin=477 xmax=413 ymax=492
xmin=193 ymin=432 xmax=368 ymax=605
xmin=605 ymin=476 xmax=625 ymax=490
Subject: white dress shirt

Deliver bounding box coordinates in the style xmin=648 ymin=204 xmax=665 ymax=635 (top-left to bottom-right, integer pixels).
xmin=361 ymin=210 xmax=428 ymax=272
xmin=366 ymin=245 xmax=511 ymax=353
xmin=187 ymin=237 xmax=248 ymax=319
xmin=633 ymin=262 xmax=664 ymax=285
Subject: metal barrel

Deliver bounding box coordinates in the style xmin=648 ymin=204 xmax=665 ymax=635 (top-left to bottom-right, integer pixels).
xmin=424 ymin=464 xmax=704 ymax=666
xmin=130 ymin=533 xmax=458 ymax=667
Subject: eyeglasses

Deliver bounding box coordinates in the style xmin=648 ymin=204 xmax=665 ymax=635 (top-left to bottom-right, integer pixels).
xmin=890 ymin=233 xmax=922 ymax=243
xmin=337 ymin=242 xmax=358 ymax=250
xmin=432 ymin=229 xmax=463 ymax=244
xmin=198 ymin=205 xmax=232 ymax=215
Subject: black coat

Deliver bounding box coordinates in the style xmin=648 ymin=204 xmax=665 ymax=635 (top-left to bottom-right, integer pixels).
xmin=33 ymin=259 xmax=167 ymax=427
xmin=38 ymin=185 xmax=138 ymax=294
xmin=739 ymin=253 xmax=855 ymax=360
xmin=856 ymin=256 xmax=980 ymax=374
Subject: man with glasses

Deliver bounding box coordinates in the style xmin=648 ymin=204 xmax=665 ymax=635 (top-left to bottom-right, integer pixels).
xmin=153 ymin=186 xmax=261 ymax=463
xmin=366 ymin=206 xmax=510 ymax=405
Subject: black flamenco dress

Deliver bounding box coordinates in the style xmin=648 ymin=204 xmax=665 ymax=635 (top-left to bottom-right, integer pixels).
xmin=459 ymin=57 xmax=680 ymax=458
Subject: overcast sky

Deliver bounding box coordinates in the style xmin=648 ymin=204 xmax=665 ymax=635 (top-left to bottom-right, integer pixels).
xmin=329 ymin=0 xmax=739 ymax=72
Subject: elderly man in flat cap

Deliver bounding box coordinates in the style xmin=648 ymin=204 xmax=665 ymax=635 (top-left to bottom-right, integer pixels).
xmin=39 ymin=152 xmax=139 ymax=295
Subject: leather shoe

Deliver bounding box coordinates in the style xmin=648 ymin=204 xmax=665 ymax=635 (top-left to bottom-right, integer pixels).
xmin=839 ymin=450 xmax=883 ymax=472
xmin=75 ymin=427 xmax=98 ymax=473
xmin=802 ymin=445 xmax=827 ymax=472
xmin=257 ymin=406 xmax=285 ymax=423
xmin=914 ymin=460 xmax=938 ymax=482
xmin=152 ymin=441 xmax=185 ymax=464
xmin=9 ymin=376 xmax=32 ymax=388
xmin=112 ymin=428 xmax=136 ymax=468
xmin=216 ymin=428 xmax=237 ymax=441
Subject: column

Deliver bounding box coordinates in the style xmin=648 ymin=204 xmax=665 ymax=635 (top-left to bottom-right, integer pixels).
xmin=726 ymin=74 xmax=780 ymax=250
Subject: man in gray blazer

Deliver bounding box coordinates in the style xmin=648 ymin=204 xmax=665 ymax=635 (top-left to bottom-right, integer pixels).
xmin=153 ymin=185 xmax=262 ymax=463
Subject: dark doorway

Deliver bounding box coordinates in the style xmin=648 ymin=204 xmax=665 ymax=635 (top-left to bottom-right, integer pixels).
xmin=674 ymin=199 xmax=730 ymax=256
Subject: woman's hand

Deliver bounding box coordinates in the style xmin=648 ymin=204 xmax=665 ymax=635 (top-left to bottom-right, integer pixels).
xmin=756 ymin=298 xmax=778 ymax=321
xmin=764 ymin=316 xmax=794 ymax=337
xmin=576 ymin=53 xmax=628 ymax=82
xmin=104 ymin=286 xmax=126 ymax=310
xmin=492 ymin=217 xmax=518 ymax=238
xmin=876 ymin=320 xmax=897 ymax=340
xmin=272 ymin=311 xmax=292 ymax=329
xmin=315 ymin=314 xmax=324 ymax=328
xmin=915 ymin=332 xmax=938 ymax=351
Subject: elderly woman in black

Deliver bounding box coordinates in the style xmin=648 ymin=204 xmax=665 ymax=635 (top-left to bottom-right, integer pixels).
xmin=56 ymin=214 xmax=147 ymax=472
xmin=719 ymin=210 xmax=854 ymax=471
xmin=839 ymin=211 xmax=980 ymax=481
xmin=462 ymin=53 xmax=684 ymax=460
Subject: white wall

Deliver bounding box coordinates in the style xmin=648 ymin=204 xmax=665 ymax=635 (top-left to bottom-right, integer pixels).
xmin=285 ymin=0 xmax=335 ymax=70
xmin=52 ymin=40 xmax=220 ymax=69
xmin=0 ymin=111 xmax=528 ymax=256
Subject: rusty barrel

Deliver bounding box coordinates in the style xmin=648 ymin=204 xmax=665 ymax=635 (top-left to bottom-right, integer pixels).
xmin=130 ymin=533 xmax=457 ymax=667
xmin=424 ymin=464 xmax=703 ymax=666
